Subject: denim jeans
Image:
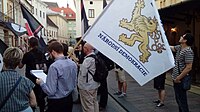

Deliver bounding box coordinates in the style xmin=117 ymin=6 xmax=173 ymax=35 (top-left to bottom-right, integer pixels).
xmin=173 ymin=82 xmax=189 ymax=112
xmin=21 ymin=106 xmax=33 ymax=112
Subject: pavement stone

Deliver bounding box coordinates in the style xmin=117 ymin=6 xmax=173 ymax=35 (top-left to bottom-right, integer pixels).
xmin=107 ymin=70 xmax=200 ymax=112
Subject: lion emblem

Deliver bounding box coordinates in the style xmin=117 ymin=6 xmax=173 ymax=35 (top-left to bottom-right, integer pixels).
xmin=119 ymin=0 xmax=165 ymax=63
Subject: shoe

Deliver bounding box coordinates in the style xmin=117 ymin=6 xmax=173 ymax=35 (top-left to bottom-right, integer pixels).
xmin=156 ymin=103 xmax=164 ymax=107
xmin=118 ymin=93 xmax=127 ymax=98
xmin=153 ymin=100 xmax=160 ymax=104
xmin=113 ymin=91 xmax=122 ymax=95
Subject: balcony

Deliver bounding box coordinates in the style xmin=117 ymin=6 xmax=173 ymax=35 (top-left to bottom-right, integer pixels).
xmin=0 ymin=11 xmax=14 ymax=23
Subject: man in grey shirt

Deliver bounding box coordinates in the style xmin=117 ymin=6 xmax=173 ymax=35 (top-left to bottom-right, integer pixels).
xmin=36 ymin=41 xmax=77 ymax=112
xmin=78 ymin=43 xmax=100 ymax=112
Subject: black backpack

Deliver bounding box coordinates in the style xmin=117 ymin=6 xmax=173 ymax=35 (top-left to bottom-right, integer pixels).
xmin=97 ymin=52 xmax=114 ymax=71
xmin=87 ymin=54 xmax=108 ymax=83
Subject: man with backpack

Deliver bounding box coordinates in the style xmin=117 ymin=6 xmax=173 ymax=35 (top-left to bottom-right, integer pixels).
xmin=78 ymin=43 xmax=100 ymax=112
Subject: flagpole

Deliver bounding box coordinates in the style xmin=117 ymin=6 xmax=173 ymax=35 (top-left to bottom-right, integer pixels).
xmin=67 ymin=37 xmax=83 ymax=58
xmin=68 ymin=0 xmax=88 ymax=58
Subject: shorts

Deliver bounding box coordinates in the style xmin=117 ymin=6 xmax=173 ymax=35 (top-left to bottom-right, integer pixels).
xmin=154 ymin=73 xmax=166 ymax=90
xmin=115 ymin=68 xmax=126 ymax=82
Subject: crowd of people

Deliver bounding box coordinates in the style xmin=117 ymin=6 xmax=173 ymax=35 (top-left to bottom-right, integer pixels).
xmin=0 ymin=31 xmax=194 ymax=112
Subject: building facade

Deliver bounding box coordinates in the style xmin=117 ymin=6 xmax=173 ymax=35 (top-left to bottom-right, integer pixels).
xmin=47 ymin=3 xmax=76 ymax=45
xmin=75 ymin=0 xmax=110 ymax=38
xmin=47 ymin=13 xmax=68 ymax=43
xmin=156 ymin=0 xmax=200 ymax=84
xmin=0 ymin=0 xmax=48 ymax=49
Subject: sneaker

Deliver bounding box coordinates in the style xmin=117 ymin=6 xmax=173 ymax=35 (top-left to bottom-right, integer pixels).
xmin=153 ymin=100 xmax=160 ymax=104
xmin=113 ymin=91 xmax=122 ymax=95
xmin=156 ymin=103 xmax=164 ymax=107
xmin=118 ymin=93 xmax=127 ymax=98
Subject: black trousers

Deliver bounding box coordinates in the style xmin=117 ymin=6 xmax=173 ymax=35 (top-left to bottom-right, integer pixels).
xmin=26 ymin=74 xmax=46 ymax=112
xmin=46 ymin=93 xmax=73 ymax=112
xmin=98 ymin=79 xmax=108 ymax=108
xmin=34 ymin=85 xmax=46 ymax=112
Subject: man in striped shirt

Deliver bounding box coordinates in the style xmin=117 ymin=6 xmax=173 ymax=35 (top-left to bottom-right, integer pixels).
xmin=170 ymin=33 xmax=194 ymax=112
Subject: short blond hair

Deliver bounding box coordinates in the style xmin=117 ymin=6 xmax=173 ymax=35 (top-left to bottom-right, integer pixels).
xmin=3 ymin=47 xmax=23 ymax=69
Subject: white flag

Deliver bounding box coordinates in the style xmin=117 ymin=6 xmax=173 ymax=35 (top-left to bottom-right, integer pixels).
xmin=83 ymin=0 xmax=175 ymax=86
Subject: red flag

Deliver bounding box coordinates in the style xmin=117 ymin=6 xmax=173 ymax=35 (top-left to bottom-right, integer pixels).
xmin=81 ymin=0 xmax=89 ymax=35
xmin=20 ymin=3 xmax=43 ymax=35
xmin=25 ymin=23 xmax=33 ymax=36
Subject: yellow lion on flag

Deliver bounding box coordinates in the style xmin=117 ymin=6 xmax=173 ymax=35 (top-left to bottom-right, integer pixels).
xmin=119 ymin=0 xmax=161 ymax=63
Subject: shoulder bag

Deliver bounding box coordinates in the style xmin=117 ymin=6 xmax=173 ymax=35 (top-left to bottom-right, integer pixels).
xmin=0 ymin=76 xmax=22 ymax=110
xmin=177 ymin=61 xmax=191 ymax=90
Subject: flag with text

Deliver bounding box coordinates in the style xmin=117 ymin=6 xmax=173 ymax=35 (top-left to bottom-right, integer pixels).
xmin=83 ymin=0 xmax=175 ymax=85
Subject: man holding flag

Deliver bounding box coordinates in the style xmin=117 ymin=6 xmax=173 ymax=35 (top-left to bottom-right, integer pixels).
xmin=19 ymin=3 xmax=47 ymax=112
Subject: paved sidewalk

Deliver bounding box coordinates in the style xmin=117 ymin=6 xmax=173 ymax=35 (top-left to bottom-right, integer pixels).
xmin=108 ymin=70 xmax=200 ymax=112
xmin=72 ymin=95 xmax=126 ymax=112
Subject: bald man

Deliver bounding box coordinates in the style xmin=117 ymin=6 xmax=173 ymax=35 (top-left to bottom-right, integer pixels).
xmin=78 ymin=43 xmax=100 ymax=112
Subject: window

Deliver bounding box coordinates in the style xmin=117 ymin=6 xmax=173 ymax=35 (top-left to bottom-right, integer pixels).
xmin=44 ymin=29 xmax=46 ymax=36
xmin=40 ymin=11 xmax=42 ymax=17
xmin=9 ymin=4 xmax=13 ymax=18
xmin=43 ymin=12 xmax=45 ymax=18
xmin=69 ymin=14 xmax=72 ymax=17
xmin=90 ymin=1 xmax=93 ymax=5
xmin=88 ymin=9 xmax=95 ymax=18
xmin=49 ymin=30 xmax=51 ymax=36
xmin=0 ymin=0 xmax=2 ymax=12
xmin=35 ymin=8 xmax=37 ymax=15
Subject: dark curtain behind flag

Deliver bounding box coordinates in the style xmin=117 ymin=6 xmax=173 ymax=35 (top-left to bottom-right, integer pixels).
xmin=0 ymin=39 xmax=8 ymax=55
xmin=4 ymin=22 xmax=27 ymax=36
xmin=20 ymin=3 xmax=43 ymax=35
xmin=81 ymin=0 xmax=89 ymax=35
xmin=0 ymin=39 xmax=8 ymax=71
xmin=38 ymin=35 xmax=47 ymax=53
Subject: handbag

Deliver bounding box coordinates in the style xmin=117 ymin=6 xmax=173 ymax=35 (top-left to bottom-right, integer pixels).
xmin=0 ymin=76 xmax=22 ymax=110
xmin=177 ymin=61 xmax=191 ymax=90
xmin=181 ymin=74 xmax=192 ymax=90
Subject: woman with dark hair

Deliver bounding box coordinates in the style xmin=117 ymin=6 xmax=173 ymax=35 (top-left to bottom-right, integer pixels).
xmin=0 ymin=47 xmax=36 ymax=112
xmin=170 ymin=33 xmax=194 ymax=112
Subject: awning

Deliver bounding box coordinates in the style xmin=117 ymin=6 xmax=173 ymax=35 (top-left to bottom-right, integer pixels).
xmin=158 ymin=0 xmax=200 ymax=23
xmin=159 ymin=0 xmax=200 ymax=14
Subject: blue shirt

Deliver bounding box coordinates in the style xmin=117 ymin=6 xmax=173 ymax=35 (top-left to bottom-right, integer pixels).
xmin=40 ymin=56 xmax=77 ymax=99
